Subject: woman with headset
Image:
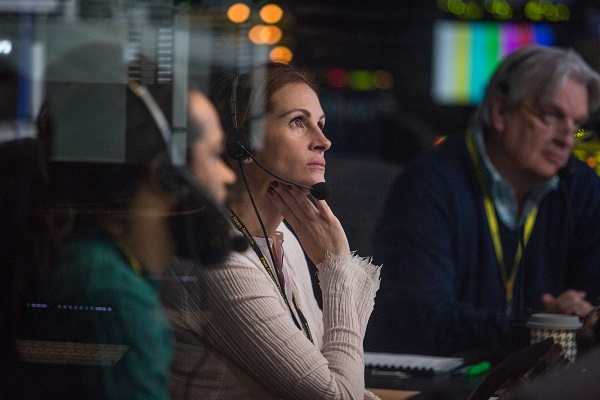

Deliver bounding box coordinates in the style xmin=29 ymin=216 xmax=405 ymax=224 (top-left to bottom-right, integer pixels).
xmin=166 ymin=62 xmax=381 ymax=399
xmin=0 ymin=44 xmax=236 ymax=400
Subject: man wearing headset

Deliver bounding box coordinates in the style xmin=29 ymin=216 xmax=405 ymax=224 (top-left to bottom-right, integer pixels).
xmin=366 ymin=44 xmax=600 ymax=359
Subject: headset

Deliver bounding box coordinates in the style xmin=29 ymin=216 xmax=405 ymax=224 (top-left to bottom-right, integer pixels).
xmin=127 ymin=81 xmax=247 ymax=265
xmin=225 ymin=75 xmax=253 ymax=160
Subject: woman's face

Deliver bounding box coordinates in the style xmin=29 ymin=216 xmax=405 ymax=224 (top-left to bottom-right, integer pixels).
xmin=188 ymin=91 xmax=236 ymax=203
xmin=255 ymin=82 xmax=330 ymax=189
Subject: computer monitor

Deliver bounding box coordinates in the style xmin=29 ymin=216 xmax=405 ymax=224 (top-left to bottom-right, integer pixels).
xmin=431 ymin=20 xmax=554 ymax=105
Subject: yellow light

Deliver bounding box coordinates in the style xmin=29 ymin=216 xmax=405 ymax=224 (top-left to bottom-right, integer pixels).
xmin=573 ymin=149 xmax=587 ymax=161
xmin=448 ymin=0 xmax=466 ymax=15
xmin=556 ymin=4 xmax=570 ymax=20
xmin=543 ymin=4 xmax=559 ymax=21
xmin=349 ymin=70 xmax=374 ymax=91
xmin=249 ymin=24 xmax=265 ymax=44
xmin=270 ymin=46 xmax=293 ymax=63
xmin=260 ymin=4 xmax=283 ymax=24
xmin=227 ymin=3 xmax=251 ymax=24
xmin=492 ymin=0 xmax=510 ymax=17
xmin=464 ymin=2 xmax=483 ymax=19
xmin=524 ymin=1 xmax=543 ymax=21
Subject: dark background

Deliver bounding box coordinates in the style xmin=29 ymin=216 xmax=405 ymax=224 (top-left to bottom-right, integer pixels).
xmin=282 ymin=0 xmax=600 ymax=164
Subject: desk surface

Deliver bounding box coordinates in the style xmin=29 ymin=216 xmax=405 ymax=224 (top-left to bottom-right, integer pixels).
xmin=368 ymin=388 xmax=419 ymax=400
xmin=366 ymin=370 xmax=486 ymax=400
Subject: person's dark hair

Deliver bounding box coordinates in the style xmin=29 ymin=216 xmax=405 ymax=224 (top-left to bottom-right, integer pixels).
xmin=209 ymin=61 xmax=316 ymax=157
xmin=0 ymin=57 xmax=18 ymax=120
xmin=1 ymin=42 xmax=172 ymax=343
xmin=39 ymin=42 xmax=171 ymax=217
xmin=0 ymin=139 xmax=55 ymax=342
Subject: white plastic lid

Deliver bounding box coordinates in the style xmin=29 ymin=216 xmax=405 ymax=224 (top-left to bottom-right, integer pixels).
xmin=526 ymin=313 xmax=582 ymax=330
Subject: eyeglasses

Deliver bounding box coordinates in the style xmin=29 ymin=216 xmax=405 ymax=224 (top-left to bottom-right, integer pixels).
xmin=519 ymin=103 xmax=585 ymax=137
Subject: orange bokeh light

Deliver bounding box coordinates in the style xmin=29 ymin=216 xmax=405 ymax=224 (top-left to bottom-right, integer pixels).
xmin=262 ymin=25 xmax=282 ymax=45
xmin=227 ymin=3 xmax=251 ymax=24
xmin=270 ymin=46 xmax=293 ymax=63
xmin=248 ymin=24 xmax=265 ymax=44
xmin=260 ymin=4 xmax=283 ymax=24
xmin=248 ymin=25 xmax=282 ymax=45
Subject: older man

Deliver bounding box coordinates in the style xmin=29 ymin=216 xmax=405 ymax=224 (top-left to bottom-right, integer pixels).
xmin=367 ymin=45 xmax=600 ymax=359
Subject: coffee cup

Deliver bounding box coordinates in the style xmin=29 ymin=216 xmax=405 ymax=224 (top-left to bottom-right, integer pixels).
xmin=526 ymin=313 xmax=582 ymax=363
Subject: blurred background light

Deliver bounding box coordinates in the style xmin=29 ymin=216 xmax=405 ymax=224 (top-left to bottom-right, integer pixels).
xmin=248 ymin=24 xmax=282 ymax=45
xmin=349 ymin=70 xmax=374 ymax=91
xmin=270 ymin=45 xmax=293 ymax=63
xmin=248 ymin=24 xmax=265 ymax=44
xmin=262 ymin=25 xmax=282 ymax=45
xmin=326 ymin=68 xmax=348 ymax=88
xmin=227 ymin=3 xmax=251 ymax=24
xmin=260 ymin=4 xmax=283 ymax=24
xmin=373 ymin=70 xmax=394 ymax=90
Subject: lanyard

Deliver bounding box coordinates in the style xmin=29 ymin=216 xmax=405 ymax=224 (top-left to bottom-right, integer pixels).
xmin=229 ymin=209 xmax=314 ymax=343
xmin=465 ymin=133 xmax=538 ymax=315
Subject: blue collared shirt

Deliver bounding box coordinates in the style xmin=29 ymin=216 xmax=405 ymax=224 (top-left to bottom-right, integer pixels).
xmin=472 ymin=128 xmax=558 ymax=230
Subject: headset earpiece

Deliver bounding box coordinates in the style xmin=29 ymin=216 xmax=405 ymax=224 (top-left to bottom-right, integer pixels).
xmin=226 ymin=133 xmax=251 ymax=160
xmin=226 ymin=75 xmax=253 ymax=160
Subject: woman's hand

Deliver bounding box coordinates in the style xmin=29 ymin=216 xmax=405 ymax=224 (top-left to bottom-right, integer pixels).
xmin=267 ymin=181 xmax=350 ymax=265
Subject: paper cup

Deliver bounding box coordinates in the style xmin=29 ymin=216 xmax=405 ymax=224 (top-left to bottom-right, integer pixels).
xmin=526 ymin=313 xmax=582 ymax=363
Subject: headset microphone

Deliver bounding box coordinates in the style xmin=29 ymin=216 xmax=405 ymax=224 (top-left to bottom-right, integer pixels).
xmin=226 ymin=137 xmax=329 ymax=200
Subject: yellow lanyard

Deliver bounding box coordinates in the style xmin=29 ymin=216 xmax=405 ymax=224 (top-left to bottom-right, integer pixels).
xmin=465 ymin=133 xmax=538 ymax=315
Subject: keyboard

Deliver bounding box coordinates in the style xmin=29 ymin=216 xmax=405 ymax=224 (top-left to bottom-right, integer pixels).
xmin=16 ymin=340 xmax=129 ymax=367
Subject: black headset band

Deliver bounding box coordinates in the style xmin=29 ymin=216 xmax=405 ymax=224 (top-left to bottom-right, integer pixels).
xmin=230 ymin=75 xmax=240 ymax=135
xmin=226 ymin=74 xmax=252 ymax=160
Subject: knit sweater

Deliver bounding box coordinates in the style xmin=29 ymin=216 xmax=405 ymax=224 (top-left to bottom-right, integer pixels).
xmin=366 ymin=135 xmax=600 ymax=358
xmin=162 ymin=222 xmax=381 ymax=399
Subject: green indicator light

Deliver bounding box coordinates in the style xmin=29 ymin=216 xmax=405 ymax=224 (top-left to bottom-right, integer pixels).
xmin=466 ymin=361 xmax=491 ymax=376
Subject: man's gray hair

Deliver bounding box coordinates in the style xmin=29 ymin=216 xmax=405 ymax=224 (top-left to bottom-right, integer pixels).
xmin=474 ymin=44 xmax=600 ymax=133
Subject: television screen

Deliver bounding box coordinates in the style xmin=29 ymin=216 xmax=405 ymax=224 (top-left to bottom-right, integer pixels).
xmin=432 ymin=20 xmax=554 ymax=105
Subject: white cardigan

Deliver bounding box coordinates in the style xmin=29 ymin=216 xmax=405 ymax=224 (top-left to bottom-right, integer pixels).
xmin=162 ymin=222 xmax=381 ymax=399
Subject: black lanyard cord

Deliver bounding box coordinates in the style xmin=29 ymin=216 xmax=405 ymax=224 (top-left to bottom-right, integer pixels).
xmin=233 ymin=160 xmax=313 ymax=343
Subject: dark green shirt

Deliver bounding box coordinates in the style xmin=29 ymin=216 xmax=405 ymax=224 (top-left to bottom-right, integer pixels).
xmin=42 ymin=225 xmax=173 ymax=399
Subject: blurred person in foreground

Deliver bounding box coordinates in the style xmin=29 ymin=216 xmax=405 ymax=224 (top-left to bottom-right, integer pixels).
xmin=0 ymin=43 xmax=235 ymax=399
xmin=366 ymin=44 xmax=600 ymax=360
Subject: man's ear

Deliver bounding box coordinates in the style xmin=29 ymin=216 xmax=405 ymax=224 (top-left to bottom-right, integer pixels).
xmin=490 ymin=93 xmax=509 ymax=135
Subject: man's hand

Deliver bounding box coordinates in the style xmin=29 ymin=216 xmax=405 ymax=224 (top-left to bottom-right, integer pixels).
xmin=541 ymin=289 xmax=594 ymax=319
